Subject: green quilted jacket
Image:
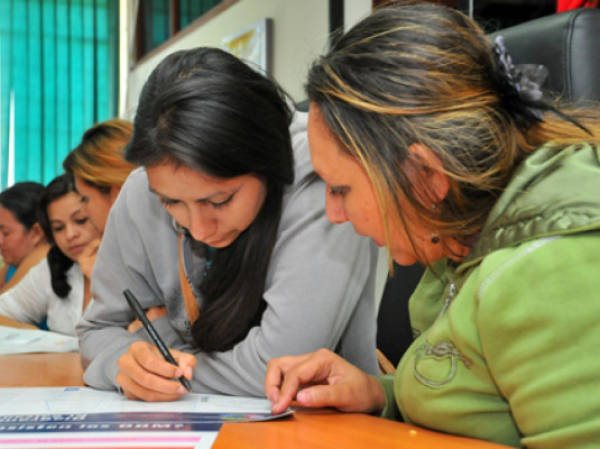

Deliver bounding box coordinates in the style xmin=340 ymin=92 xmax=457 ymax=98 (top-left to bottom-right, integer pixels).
xmin=379 ymin=142 xmax=600 ymax=448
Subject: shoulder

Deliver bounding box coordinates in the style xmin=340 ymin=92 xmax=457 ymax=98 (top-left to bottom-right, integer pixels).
xmin=289 ymin=110 xmax=313 ymax=185
xmin=0 ymin=265 xmax=7 ymax=287
xmin=1 ymin=257 xmax=52 ymax=296
xmin=2 ymin=244 xmax=50 ymax=292
xmin=112 ymin=167 xmax=169 ymax=227
xmin=119 ymin=167 xmax=150 ymax=202
xmin=467 ymin=232 xmax=600 ymax=334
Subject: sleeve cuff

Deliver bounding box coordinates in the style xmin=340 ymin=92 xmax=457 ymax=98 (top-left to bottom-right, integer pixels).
xmin=377 ymin=374 xmax=402 ymax=421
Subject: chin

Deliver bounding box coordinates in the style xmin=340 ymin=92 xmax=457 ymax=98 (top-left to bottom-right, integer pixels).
xmin=205 ymin=237 xmax=235 ymax=248
xmin=390 ymin=251 xmax=417 ymax=267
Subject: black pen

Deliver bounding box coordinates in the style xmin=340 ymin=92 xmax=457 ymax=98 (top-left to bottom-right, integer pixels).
xmin=123 ymin=289 xmax=192 ymax=392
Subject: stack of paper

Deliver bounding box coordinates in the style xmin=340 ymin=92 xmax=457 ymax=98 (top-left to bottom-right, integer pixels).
xmin=0 ymin=326 xmax=79 ymax=355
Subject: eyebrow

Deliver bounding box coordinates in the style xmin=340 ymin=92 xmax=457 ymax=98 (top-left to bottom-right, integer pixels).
xmin=49 ymin=208 xmax=85 ymax=225
xmin=71 ymin=208 xmax=85 ymax=218
xmin=148 ymin=185 xmax=241 ymax=202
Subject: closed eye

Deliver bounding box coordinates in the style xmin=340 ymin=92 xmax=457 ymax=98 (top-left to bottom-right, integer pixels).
xmin=159 ymin=197 xmax=180 ymax=207
xmin=207 ymin=193 xmax=234 ymax=209
xmin=329 ymin=186 xmax=348 ymax=197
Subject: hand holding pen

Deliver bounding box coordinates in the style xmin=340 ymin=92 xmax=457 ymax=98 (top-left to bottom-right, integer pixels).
xmin=115 ymin=289 xmax=197 ymax=402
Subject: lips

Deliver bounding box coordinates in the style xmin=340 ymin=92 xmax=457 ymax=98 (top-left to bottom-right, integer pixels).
xmin=69 ymin=244 xmax=86 ymax=254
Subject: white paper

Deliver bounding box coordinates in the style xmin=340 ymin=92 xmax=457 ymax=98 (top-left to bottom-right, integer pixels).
xmin=0 ymin=386 xmax=280 ymax=414
xmin=0 ymin=326 xmax=79 ymax=354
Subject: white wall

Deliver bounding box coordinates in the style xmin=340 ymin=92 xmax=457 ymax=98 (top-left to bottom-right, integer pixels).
xmin=121 ymin=0 xmax=329 ymax=118
xmin=345 ymin=0 xmax=372 ymax=32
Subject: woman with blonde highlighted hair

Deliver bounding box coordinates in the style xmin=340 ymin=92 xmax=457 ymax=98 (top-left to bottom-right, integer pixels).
xmin=63 ymin=118 xmax=135 ymax=234
xmin=266 ymin=2 xmax=600 ymax=448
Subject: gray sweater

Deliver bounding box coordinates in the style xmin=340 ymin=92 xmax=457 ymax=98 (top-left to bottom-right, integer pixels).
xmin=77 ymin=111 xmax=379 ymax=396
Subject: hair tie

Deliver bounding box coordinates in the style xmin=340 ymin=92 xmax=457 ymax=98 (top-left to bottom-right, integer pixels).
xmin=492 ymin=36 xmax=592 ymax=135
xmin=492 ymin=36 xmax=549 ymax=125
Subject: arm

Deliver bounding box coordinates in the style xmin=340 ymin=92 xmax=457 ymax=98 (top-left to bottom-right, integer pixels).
xmin=77 ymin=171 xmax=166 ymax=390
xmin=0 ymin=243 xmax=50 ymax=293
xmin=265 ymin=349 xmax=385 ymax=415
xmin=79 ymin=166 xmax=378 ymax=397
xmin=0 ymin=259 xmax=51 ymax=325
xmin=478 ymin=233 xmax=600 ymax=449
xmin=178 ymin=174 xmax=378 ymax=396
xmin=78 ymin=169 xmax=196 ymax=394
xmin=0 ymin=315 xmax=38 ymax=329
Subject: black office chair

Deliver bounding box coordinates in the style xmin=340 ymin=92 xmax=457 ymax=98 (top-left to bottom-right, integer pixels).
xmin=489 ymin=8 xmax=600 ymax=102
xmin=376 ymin=7 xmax=600 ymax=374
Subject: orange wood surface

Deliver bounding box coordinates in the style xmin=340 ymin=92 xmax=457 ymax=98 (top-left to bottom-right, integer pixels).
xmin=0 ymin=353 xmax=511 ymax=449
xmin=213 ymin=407 xmax=509 ymax=449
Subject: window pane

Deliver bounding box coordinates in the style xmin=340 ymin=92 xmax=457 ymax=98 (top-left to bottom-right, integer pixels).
xmin=180 ymin=0 xmax=221 ymax=29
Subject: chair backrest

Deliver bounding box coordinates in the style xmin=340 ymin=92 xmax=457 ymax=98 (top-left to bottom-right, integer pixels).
xmin=489 ymin=8 xmax=600 ymax=102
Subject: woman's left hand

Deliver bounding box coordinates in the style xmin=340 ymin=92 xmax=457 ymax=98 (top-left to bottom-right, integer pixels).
xmin=128 ymin=306 xmax=167 ymax=333
xmin=265 ymin=349 xmax=386 ymax=415
xmin=77 ymin=238 xmax=101 ymax=279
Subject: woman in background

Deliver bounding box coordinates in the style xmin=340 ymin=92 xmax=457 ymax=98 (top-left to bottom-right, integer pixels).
xmin=0 ymin=174 xmax=100 ymax=334
xmin=0 ymin=182 xmax=48 ymax=292
xmin=62 ymin=118 xmax=134 ymax=278
xmin=266 ymin=2 xmax=600 ymax=448
xmin=63 ymin=118 xmax=134 ymax=234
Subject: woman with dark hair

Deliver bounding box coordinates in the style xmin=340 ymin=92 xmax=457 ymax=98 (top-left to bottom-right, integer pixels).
xmin=266 ymin=2 xmax=600 ymax=448
xmin=78 ymin=47 xmax=378 ymax=401
xmin=0 ymin=182 xmax=48 ymax=291
xmin=0 ymin=174 xmax=100 ymax=334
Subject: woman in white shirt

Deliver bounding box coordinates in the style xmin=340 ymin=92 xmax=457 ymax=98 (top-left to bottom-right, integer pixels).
xmin=0 ymin=174 xmax=100 ymax=335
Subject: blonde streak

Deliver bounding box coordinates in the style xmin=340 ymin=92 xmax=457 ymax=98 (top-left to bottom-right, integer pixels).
xmin=324 ymin=53 xmax=491 ymax=116
xmin=341 ymin=24 xmax=426 ymax=54
xmin=325 ymin=84 xmax=492 ymax=116
xmin=78 ymin=152 xmax=131 ymax=188
xmin=333 ymin=112 xmax=394 ymax=256
xmin=533 ymin=113 xmax=600 ymax=145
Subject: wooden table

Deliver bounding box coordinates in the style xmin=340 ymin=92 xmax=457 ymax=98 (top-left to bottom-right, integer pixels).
xmin=0 ymin=352 xmax=509 ymax=449
xmin=0 ymin=352 xmax=85 ymax=386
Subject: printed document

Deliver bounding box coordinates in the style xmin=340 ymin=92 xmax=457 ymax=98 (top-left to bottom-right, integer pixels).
xmin=0 ymin=387 xmax=292 ymax=448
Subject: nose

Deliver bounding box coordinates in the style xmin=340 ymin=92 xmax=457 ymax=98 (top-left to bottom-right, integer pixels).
xmin=187 ymin=208 xmax=217 ymax=243
xmin=325 ymin=193 xmax=348 ymax=225
xmin=65 ymin=223 xmax=80 ymax=240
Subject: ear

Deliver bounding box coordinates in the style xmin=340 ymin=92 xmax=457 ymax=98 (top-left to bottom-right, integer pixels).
xmin=405 ymin=143 xmax=450 ymax=205
xmin=28 ymin=222 xmax=46 ymax=246
xmin=108 ymin=185 xmax=121 ymax=205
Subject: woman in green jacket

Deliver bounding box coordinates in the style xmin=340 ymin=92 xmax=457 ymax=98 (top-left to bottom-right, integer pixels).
xmin=265 ymin=2 xmax=600 ymax=448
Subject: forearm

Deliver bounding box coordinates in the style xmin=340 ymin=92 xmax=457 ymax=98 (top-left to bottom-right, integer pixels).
xmin=79 ymin=323 xmax=139 ymax=390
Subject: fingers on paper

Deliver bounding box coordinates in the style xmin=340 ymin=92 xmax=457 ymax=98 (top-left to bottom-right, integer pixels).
xmin=264 ymin=352 xmax=312 ymax=404
xmin=267 ymin=349 xmax=339 ymax=414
